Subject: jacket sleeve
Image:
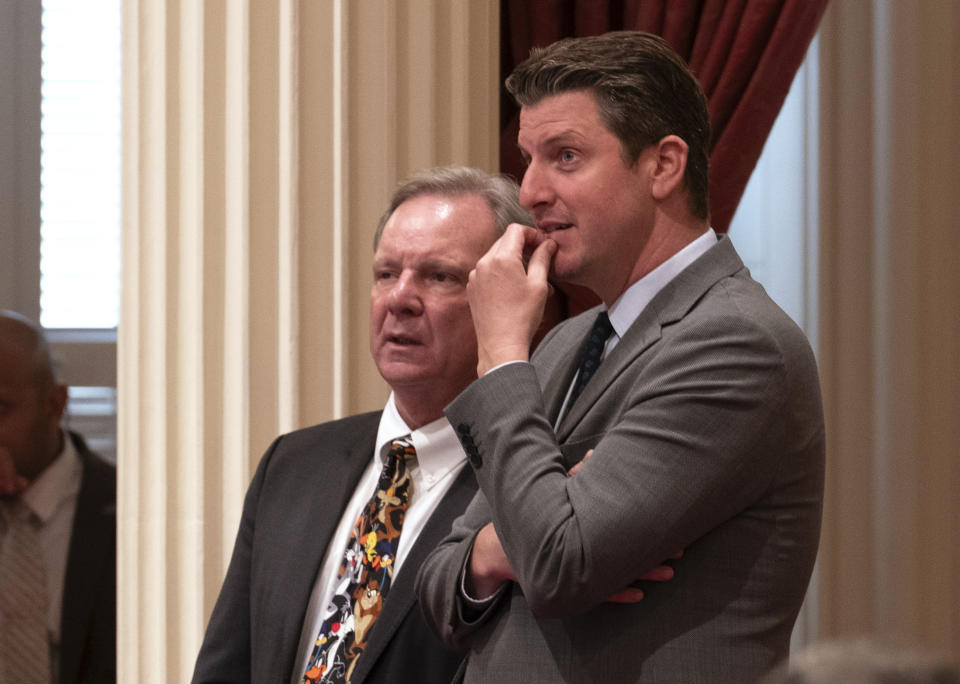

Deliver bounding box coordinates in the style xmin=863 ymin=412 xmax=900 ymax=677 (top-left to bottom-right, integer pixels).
xmin=414 ymin=489 xmax=509 ymax=651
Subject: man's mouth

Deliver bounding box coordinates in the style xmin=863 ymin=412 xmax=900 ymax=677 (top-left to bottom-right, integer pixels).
xmin=537 ymin=221 xmax=573 ymax=234
xmin=387 ymin=335 xmax=420 ymax=346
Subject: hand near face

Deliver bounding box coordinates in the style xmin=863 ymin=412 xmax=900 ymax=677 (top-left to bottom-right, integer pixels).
xmin=0 ymin=446 xmax=29 ymax=496
xmin=468 ymin=223 xmax=557 ymax=376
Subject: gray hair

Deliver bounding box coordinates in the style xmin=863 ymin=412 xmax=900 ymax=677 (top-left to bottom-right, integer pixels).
xmin=373 ymin=166 xmax=533 ymax=250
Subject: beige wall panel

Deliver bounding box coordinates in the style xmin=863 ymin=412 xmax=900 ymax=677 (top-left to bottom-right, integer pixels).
xmin=0 ymin=1 xmax=41 ymax=318
xmin=297 ymin=2 xmax=341 ymax=427
xmin=817 ymin=0 xmax=878 ymax=637
xmin=817 ymin=0 xmax=960 ymax=656
xmin=899 ymin=2 xmax=960 ymax=648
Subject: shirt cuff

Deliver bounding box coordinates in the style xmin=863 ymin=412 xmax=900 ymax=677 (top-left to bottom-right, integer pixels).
xmin=458 ymin=540 xmax=506 ymax=620
xmin=483 ymin=359 xmax=527 ymax=376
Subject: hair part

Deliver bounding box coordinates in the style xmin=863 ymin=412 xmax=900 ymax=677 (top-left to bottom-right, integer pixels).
xmin=373 ymin=166 xmax=533 ymax=250
xmin=505 ymin=31 xmax=711 ymax=220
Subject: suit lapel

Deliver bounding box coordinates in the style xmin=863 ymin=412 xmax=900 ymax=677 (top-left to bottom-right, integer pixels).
xmin=556 ymin=309 xmax=662 ymax=439
xmin=556 ymin=237 xmax=744 ymax=440
xmin=273 ymin=417 xmax=379 ymax=682
xmin=349 ymin=465 xmax=478 ymax=684
xmin=536 ymin=311 xmax=596 ymax=426
xmin=59 ymin=433 xmax=116 ymax=684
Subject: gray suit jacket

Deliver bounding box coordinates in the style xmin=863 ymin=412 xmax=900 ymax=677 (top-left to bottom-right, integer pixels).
xmin=193 ymin=412 xmax=476 ymax=684
xmin=416 ymin=238 xmax=825 ymax=683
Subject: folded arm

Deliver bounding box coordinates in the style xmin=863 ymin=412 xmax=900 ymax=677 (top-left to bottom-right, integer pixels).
xmin=467 ymin=450 xmax=676 ymax=605
xmin=415 ymin=491 xmax=506 ymax=651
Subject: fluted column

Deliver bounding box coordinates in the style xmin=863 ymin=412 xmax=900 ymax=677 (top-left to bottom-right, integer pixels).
xmin=118 ymin=1 xmax=498 ymax=681
xmin=817 ymin=0 xmax=960 ymax=654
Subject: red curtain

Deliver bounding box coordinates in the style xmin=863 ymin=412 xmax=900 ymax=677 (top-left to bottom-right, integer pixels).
xmin=501 ymin=0 xmax=828 ymax=324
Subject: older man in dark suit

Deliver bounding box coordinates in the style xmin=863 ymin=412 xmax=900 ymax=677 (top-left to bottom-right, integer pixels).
xmin=0 ymin=310 xmax=116 ymax=684
xmin=192 ymin=167 xmax=531 ymax=684
xmin=416 ymin=32 xmax=825 ymax=683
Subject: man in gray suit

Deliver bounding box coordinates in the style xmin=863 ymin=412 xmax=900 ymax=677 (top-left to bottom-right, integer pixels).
xmin=416 ymin=32 xmax=825 ymax=682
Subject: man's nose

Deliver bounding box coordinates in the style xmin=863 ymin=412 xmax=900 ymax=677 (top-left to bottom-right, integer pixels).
xmin=386 ymin=272 xmax=424 ymax=316
xmin=519 ymin=160 xmax=553 ymax=210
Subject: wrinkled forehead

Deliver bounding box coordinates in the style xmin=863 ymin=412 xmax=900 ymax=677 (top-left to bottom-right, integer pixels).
xmin=379 ymin=193 xmax=498 ymax=252
xmin=517 ymin=91 xmax=610 ymax=147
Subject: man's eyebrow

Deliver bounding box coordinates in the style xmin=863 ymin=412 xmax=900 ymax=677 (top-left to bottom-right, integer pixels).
xmin=519 ymin=129 xmax=586 ymax=154
xmin=420 ymin=257 xmax=468 ymax=272
xmin=371 ymin=257 xmax=398 ymax=269
xmin=544 ymin=129 xmax=586 ymax=146
xmin=373 ymin=255 xmax=466 ymax=271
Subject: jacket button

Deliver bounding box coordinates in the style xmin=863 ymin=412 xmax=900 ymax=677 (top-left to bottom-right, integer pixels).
xmin=456 ymin=423 xmax=482 ymax=468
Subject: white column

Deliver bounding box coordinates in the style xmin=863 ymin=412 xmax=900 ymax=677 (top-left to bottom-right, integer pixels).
xmin=118 ymin=1 xmax=498 ymax=681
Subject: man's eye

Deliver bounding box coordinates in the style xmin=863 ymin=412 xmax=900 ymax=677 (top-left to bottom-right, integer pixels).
xmin=432 ymin=273 xmax=449 ymax=283
xmin=560 ymin=149 xmax=576 ymax=163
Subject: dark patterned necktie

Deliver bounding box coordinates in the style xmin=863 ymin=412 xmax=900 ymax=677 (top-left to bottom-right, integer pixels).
xmin=0 ymin=498 xmax=51 ymax=684
xmin=567 ymin=310 xmax=613 ymax=408
xmin=302 ymin=438 xmax=416 ymax=683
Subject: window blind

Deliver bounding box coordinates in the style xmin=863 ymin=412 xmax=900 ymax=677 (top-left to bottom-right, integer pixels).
xmin=40 ymin=0 xmax=121 ymax=330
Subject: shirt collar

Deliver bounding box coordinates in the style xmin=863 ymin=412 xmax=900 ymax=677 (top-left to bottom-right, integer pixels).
xmin=21 ymin=430 xmax=82 ymax=524
xmin=606 ymin=228 xmax=718 ymax=339
xmin=376 ymin=393 xmax=467 ymax=490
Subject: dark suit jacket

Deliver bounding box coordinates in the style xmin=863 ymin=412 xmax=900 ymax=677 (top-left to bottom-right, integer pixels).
xmin=192 ymin=411 xmax=477 ymax=684
xmin=61 ymin=430 xmax=117 ymax=684
xmin=417 ymin=238 xmax=826 ymax=683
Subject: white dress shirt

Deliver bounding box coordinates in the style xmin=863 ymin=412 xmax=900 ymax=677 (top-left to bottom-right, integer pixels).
xmin=291 ymin=394 xmax=469 ymax=682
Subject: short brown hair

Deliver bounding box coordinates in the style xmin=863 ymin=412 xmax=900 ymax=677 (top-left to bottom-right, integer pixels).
xmin=506 ymin=31 xmax=710 ymax=220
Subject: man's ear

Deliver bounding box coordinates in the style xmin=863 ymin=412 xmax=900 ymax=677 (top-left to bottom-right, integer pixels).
xmin=48 ymin=383 xmax=68 ymax=423
xmin=650 ymin=135 xmax=688 ymax=201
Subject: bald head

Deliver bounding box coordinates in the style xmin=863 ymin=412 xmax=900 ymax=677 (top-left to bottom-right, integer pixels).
xmin=0 ymin=310 xmax=67 ymax=482
xmin=0 ymin=310 xmax=58 ymax=390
